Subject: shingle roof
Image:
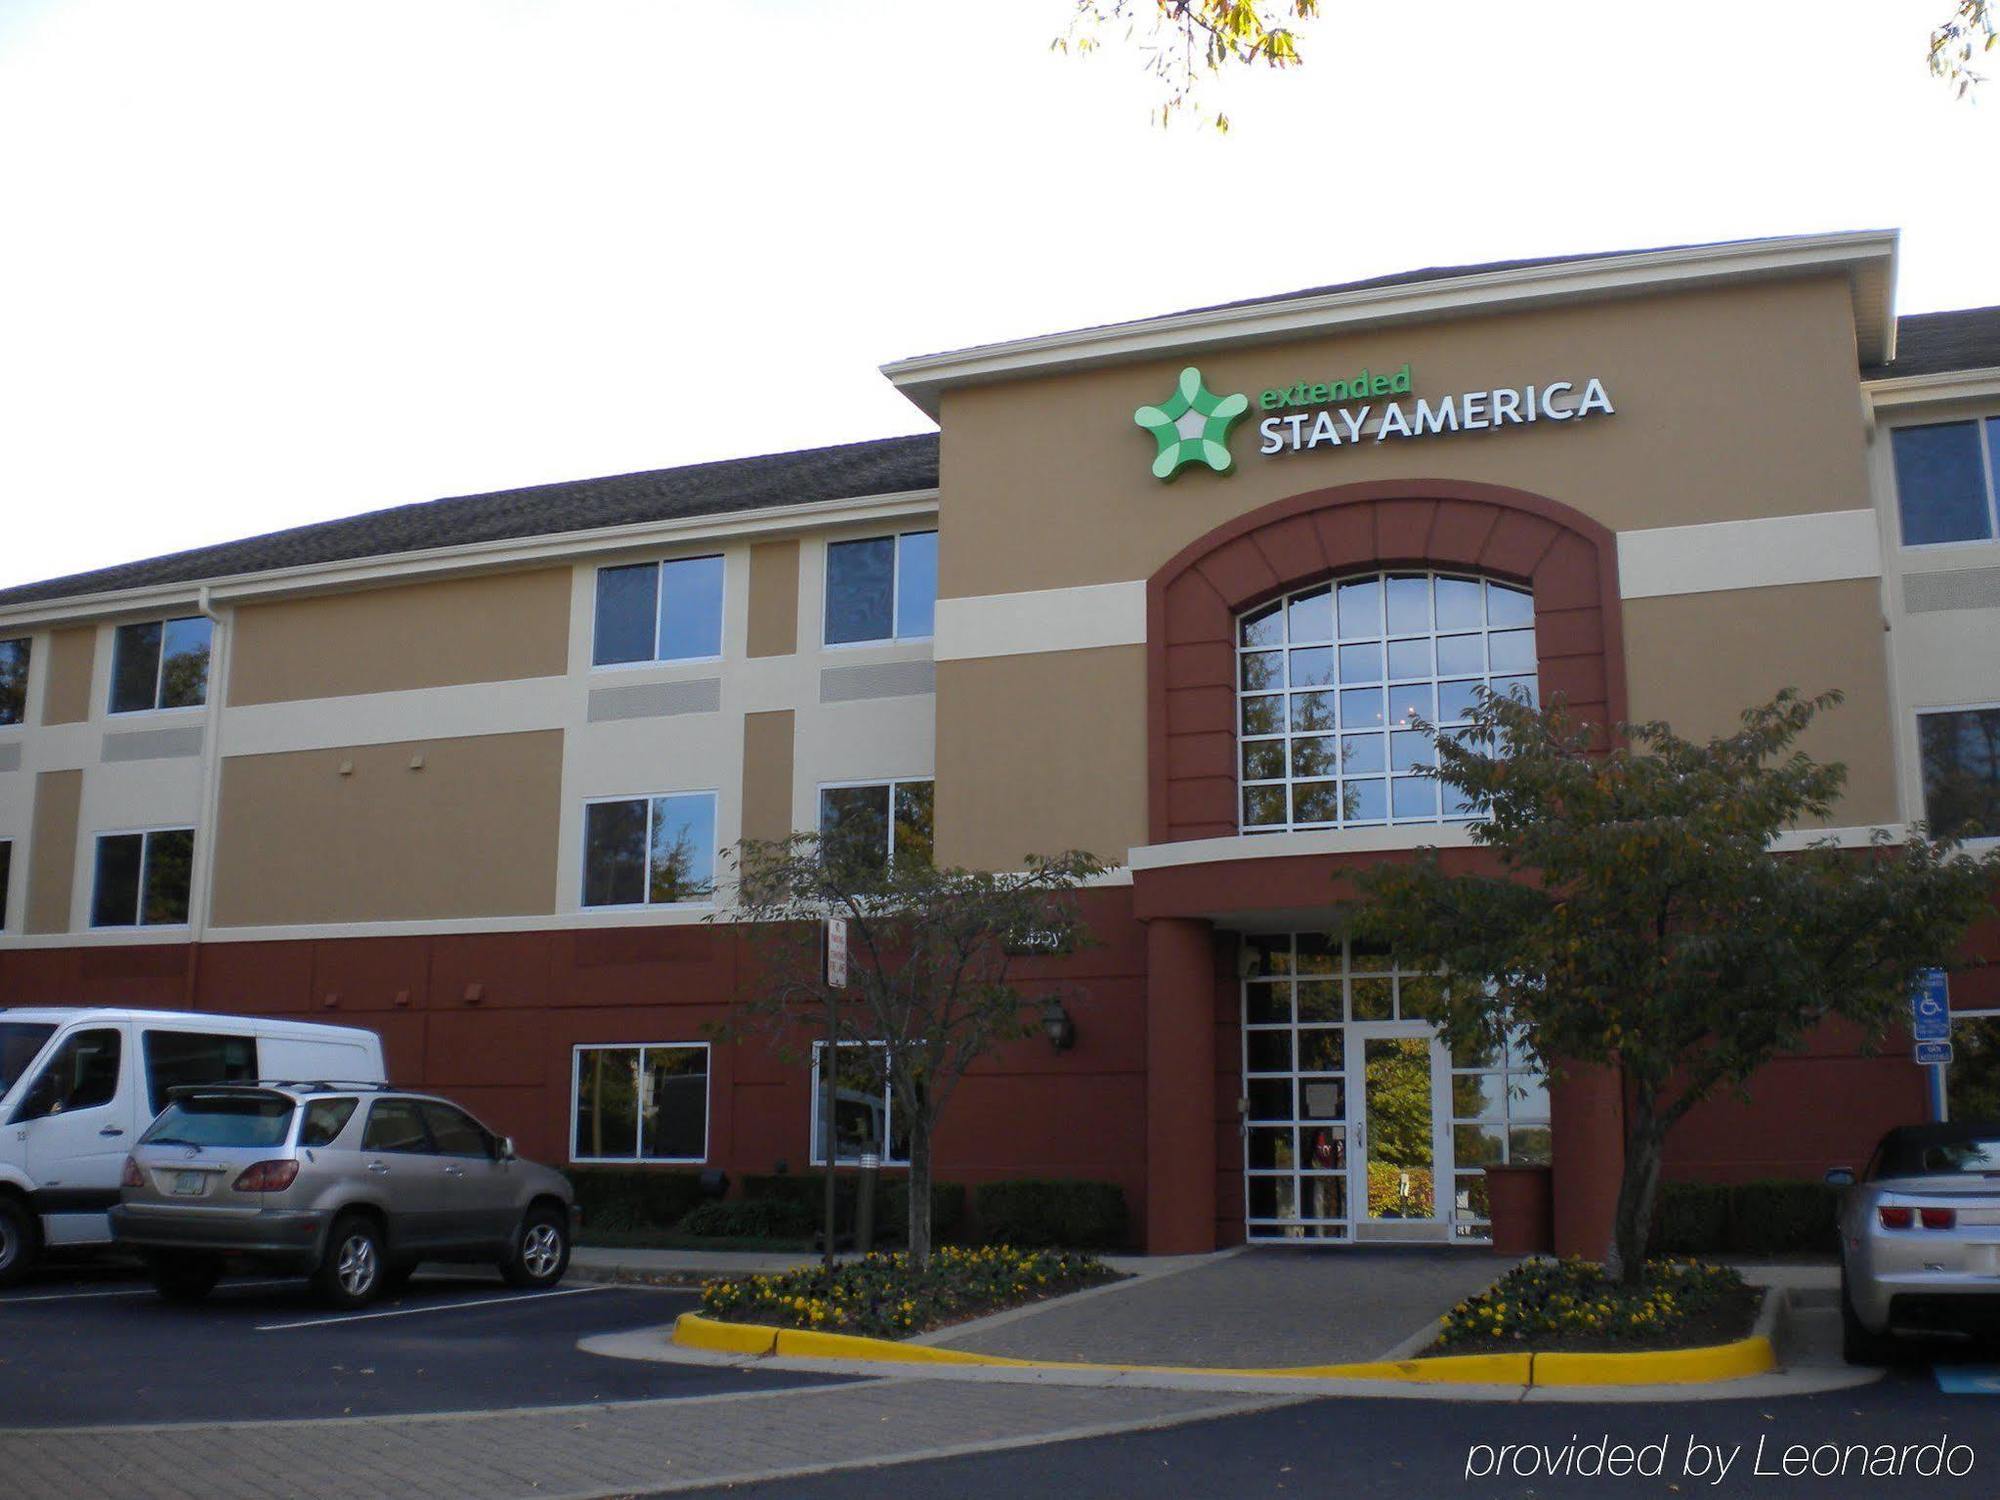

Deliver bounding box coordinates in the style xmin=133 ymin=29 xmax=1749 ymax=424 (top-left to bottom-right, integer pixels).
xmin=1863 ymin=305 xmax=2000 ymax=381
xmin=0 ymin=432 xmax=939 ymax=611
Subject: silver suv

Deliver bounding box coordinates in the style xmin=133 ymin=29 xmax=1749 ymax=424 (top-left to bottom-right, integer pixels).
xmin=109 ymin=1082 xmax=575 ymax=1308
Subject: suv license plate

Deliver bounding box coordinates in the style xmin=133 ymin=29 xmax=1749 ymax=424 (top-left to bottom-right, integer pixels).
xmin=172 ymin=1171 xmax=204 ymax=1196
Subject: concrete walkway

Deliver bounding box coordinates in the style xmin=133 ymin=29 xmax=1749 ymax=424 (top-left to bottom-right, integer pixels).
xmin=931 ymin=1247 xmax=1507 ymax=1366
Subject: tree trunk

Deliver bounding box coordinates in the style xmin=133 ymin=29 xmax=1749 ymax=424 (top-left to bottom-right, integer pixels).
xmin=1605 ymin=1078 xmax=1665 ymax=1288
xmin=906 ymin=1118 xmax=934 ymax=1269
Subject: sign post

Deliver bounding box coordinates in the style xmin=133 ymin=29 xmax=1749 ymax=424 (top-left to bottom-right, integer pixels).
xmin=1912 ymin=969 xmax=1951 ymax=1122
xmin=820 ymin=918 xmax=849 ymax=1269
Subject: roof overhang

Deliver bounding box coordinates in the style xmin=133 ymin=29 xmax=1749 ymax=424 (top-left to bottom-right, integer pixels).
xmin=883 ymin=230 xmax=1900 ymax=418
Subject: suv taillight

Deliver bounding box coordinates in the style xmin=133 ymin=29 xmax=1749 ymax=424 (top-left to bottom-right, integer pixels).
xmin=232 ymin=1160 xmax=300 ymax=1193
xmin=1879 ymin=1206 xmax=1915 ymax=1229
xmin=121 ymin=1156 xmax=143 ymax=1189
xmin=1921 ymin=1207 xmax=1958 ymax=1230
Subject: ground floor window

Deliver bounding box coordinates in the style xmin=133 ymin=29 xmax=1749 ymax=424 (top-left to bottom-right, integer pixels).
xmin=809 ymin=1040 xmax=909 ymax=1166
xmin=1240 ymin=931 xmax=1549 ymax=1244
xmin=1949 ymin=1011 xmax=2000 ymax=1120
xmin=571 ymin=1043 xmax=710 ymax=1163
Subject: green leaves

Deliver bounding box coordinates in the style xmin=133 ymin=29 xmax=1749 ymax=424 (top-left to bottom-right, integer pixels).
xmin=1057 ymin=1 xmax=1320 ymax=129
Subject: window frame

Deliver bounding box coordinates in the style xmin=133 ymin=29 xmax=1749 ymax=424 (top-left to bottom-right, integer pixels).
xmin=108 ymin=615 xmax=214 ymax=716
xmin=1887 ymin=416 xmax=2000 ymax=551
xmin=821 ymin=529 xmax=938 ymax=649
xmin=808 ymin=1039 xmax=908 ymax=1168
xmin=578 ymin=790 xmax=720 ymax=910
xmin=815 ymin=777 xmax=934 ymax=870
xmin=1915 ymin=701 xmax=2000 ymax=842
xmin=1235 ymin=570 xmax=1536 ymax=836
xmin=568 ymin=1041 xmax=712 ymax=1165
xmin=88 ymin=825 xmax=196 ymax=930
xmin=0 ymin=635 xmax=30 ymax=728
xmin=589 ymin=553 xmax=729 ymax=671
xmin=0 ymin=837 xmax=13 ymax=933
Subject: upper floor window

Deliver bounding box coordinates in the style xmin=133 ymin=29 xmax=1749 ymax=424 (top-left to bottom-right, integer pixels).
xmin=1238 ymin=571 xmax=1536 ymax=833
xmin=581 ymin=791 xmax=717 ymax=907
xmin=91 ymin=828 xmax=195 ymax=928
xmin=593 ymin=555 xmax=725 ymax=666
xmin=1919 ymin=706 xmax=2000 ymax=840
xmin=1890 ymin=419 xmax=2000 ymax=547
xmin=824 ymin=530 xmax=937 ymax=646
xmin=110 ymin=616 xmax=212 ymax=714
xmin=819 ymin=779 xmax=934 ymax=871
xmin=0 ymin=638 xmax=28 ymax=726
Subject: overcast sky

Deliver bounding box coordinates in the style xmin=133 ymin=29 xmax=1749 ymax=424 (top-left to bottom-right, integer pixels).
xmin=0 ymin=0 xmax=1991 ymax=590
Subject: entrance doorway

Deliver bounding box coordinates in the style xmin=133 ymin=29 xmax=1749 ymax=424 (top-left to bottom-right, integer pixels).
xmin=1239 ymin=931 xmax=1551 ymax=1245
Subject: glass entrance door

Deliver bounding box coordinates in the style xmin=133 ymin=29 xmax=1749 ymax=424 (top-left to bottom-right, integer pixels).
xmin=1347 ymin=1022 xmax=1450 ymax=1240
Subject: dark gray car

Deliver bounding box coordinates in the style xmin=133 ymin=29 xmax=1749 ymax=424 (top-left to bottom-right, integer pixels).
xmin=109 ymin=1083 xmax=575 ymax=1307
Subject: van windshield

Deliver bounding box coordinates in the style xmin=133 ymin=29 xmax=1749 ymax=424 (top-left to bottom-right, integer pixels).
xmin=0 ymin=1023 xmax=57 ymax=1097
xmin=141 ymin=1095 xmax=295 ymax=1148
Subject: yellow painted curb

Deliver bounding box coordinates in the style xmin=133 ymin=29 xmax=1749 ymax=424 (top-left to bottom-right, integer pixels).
xmin=1531 ymin=1335 xmax=1777 ymax=1387
xmin=673 ymin=1313 xmax=1525 ymax=1384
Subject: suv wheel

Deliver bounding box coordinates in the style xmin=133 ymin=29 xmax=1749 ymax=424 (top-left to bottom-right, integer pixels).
xmin=149 ymin=1252 xmax=222 ymax=1304
xmin=314 ymin=1213 xmax=385 ymax=1309
xmin=500 ymin=1205 xmax=570 ymax=1289
xmin=0 ymin=1198 xmax=39 ymax=1289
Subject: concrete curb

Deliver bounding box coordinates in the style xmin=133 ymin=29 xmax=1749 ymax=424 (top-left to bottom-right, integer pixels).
xmin=671 ymin=1304 xmax=1783 ymax=1390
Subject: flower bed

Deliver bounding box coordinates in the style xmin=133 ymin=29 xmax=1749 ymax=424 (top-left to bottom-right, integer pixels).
xmin=699 ymin=1245 xmax=1118 ymax=1339
xmin=1432 ymin=1257 xmax=1760 ymax=1355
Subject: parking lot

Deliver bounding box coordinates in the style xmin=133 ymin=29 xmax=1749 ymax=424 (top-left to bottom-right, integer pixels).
xmin=0 ymin=1260 xmax=846 ymax=1428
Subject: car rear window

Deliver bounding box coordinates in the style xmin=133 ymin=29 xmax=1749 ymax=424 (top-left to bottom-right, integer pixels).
xmin=1880 ymin=1132 xmax=2000 ymax=1178
xmin=141 ymin=1095 xmax=295 ymax=1148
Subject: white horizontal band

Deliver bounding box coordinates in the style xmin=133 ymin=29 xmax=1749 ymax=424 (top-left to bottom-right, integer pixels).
xmin=1617 ymin=509 xmax=1882 ymax=600
xmin=934 ymin=580 xmax=1147 ymax=661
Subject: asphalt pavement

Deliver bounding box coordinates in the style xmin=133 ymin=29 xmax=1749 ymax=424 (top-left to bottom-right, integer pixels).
xmin=668 ymin=1363 xmax=2000 ymax=1498
xmin=0 ymin=1267 xmax=845 ymax=1427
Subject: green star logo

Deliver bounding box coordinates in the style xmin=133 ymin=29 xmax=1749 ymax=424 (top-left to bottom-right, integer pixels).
xmin=1133 ymin=367 xmax=1251 ymax=480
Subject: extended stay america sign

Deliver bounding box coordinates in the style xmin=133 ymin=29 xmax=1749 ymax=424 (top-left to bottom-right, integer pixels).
xmin=1133 ymin=362 xmax=1615 ymax=480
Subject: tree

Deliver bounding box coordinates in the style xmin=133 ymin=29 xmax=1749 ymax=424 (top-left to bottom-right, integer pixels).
xmin=1347 ymin=687 xmax=2000 ymax=1286
xmin=1932 ymin=1 xmax=1996 ymax=96
xmin=1055 ymin=1 xmax=1319 ymax=129
xmin=718 ymin=835 xmax=1105 ymax=1266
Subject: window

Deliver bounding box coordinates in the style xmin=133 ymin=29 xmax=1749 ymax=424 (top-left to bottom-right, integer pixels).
xmin=0 ymin=1021 xmax=56 ymax=1097
xmin=592 ymin=554 xmax=726 ymax=666
xmin=1238 ymin=571 xmax=1536 ymax=833
xmin=824 ymin=530 xmax=937 ymax=645
xmin=421 ymin=1101 xmax=494 ymax=1158
xmin=818 ymin=780 xmax=934 ymax=871
xmin=14 ymin=1028 xmax=121 ymax=1120
xmin=0 ymin=637 xmax=28 ymax=726
xmin=90 ymin=829 xmax=195 ymax=928
xmin=300 ymin=1097 xmax=359 ymax=1147
xmin=0 ymin=840 xmax=11 ymax=931
xmin=571 ymin=1043 xmax=709 ymax=1162
xmin=142 ymin=1030 xmax=258 ymax=1115
xmin=1446 ymin=1024 xmax=1550 ymax=1242
xmin=140 ymin=1094 xmax=292 ymax=1148
xmin=581 ymin=792 xmax=717 ymax=907
xmin=1891 ymin=420 xmax=2000 ymax=547
xmin=361 ymin=1098 xmax=432 ymax=1154
xmin=110 ymin=616 xmax=212 ymax=714
xmin=810 ymin=1040 xmax=908 ymax=1166
xmin=1919 ymin=706 xmax=2000 ymax=840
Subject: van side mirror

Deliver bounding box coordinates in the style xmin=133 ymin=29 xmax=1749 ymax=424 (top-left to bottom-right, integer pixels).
xmin=497 ymin=1136 xmax=517 ymax=1161
xmin=1824 ymin=1167 xmax=1855 ymax=1188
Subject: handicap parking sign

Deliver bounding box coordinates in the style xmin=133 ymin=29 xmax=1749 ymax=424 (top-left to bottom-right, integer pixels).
xmin=1936 ymin=1367 xmax=2000 ymax=1395
xmin=1913 ymin=970 xmax=1951 ymax=1043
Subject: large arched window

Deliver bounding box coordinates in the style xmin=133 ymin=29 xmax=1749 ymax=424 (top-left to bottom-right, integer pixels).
xmin=1237 ymin=571 xmax=1537 ymax=832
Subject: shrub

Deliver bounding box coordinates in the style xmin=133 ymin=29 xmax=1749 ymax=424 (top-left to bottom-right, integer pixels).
xmin=678 ymin=1198 xmax=814 ymax=1240
xmin=739 ymin=1174 xmax=968 ymax=1246
xmin=974 ymin=1179 xmax=1128 ymax=1249
xmin=1436 ymin=1257 xmax=1749 ymax=1348
xmin=1726 ymin=1179 xmax=1839 ymax=1256
xmin=700 ymin=1244 xmax=1113 ymax=1338
xmin=570 ymin=1168 xmax=706 ymax=1232
xmin=1651 ymin=1181 xmax=1730 ymax=1255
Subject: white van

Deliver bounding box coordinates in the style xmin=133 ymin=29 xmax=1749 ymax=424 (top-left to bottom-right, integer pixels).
xmin=0 ymin=1007 xmax=386 ymax=1285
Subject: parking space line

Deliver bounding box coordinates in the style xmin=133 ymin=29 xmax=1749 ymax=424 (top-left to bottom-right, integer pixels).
xmin=2 ymin=1278 xmax=296 ymax=1306
xmin=255 ymin=1282 xmax=608 ymax=1332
